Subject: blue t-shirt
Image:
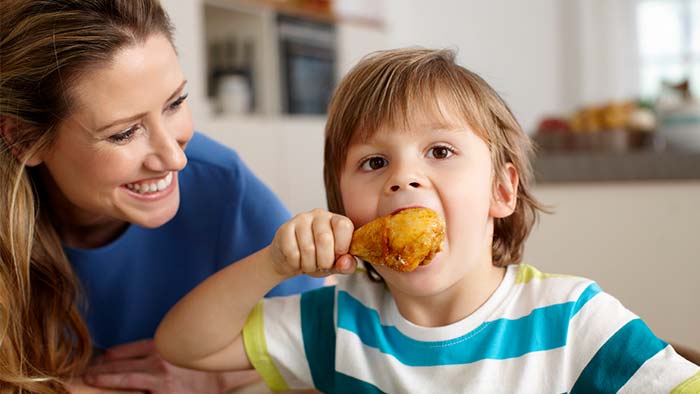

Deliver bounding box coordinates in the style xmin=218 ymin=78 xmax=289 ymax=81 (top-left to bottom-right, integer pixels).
xmin=66 ymin=132 xmax=323 ymax=349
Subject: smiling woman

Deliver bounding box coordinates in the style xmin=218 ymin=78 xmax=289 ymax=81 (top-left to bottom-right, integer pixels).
xmin=39 ymin=34 xmax=194 ymax=244
xmin=0 ymin=1 xmax=322 ymax=393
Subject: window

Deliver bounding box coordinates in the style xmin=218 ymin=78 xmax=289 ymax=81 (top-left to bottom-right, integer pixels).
xmin=637 ymin=0 xmax=700 ymax=99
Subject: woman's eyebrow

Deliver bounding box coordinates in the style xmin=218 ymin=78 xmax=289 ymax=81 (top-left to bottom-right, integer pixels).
xmin=94 ymin=80 xmax=188 ymax=133
xmin=164 ymin=80 xmax=188 ymax=103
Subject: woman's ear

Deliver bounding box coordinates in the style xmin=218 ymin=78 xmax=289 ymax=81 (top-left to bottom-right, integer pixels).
xmin=0 ymin=116 xmax=44 ymax=166
xmin=489 ymin=163 xmax=519 ymax=218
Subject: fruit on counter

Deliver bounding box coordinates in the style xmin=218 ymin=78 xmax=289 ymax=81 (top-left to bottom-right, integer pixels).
xmin=536 ymin=117 xmax=570 ymax=133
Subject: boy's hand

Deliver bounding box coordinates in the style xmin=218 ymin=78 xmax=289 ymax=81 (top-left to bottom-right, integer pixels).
xmin=270 ymin=208 xmax=356 ymax=278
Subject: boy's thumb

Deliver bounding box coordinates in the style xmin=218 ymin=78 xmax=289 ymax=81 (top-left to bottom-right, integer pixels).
xmin=336 ymin=255 xmax=359 ymax=274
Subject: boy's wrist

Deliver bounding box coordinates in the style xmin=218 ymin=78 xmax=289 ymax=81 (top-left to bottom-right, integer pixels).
xmin=259 ymin=245 xmax=297 ymax=283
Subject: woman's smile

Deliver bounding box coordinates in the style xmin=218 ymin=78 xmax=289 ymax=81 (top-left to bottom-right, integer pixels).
xmin=123 ymin=171 xmax=177 ymax=201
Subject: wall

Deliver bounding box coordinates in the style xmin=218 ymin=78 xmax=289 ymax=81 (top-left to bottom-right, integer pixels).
xmin=202 ymin=116 xmax=327 ymax=214
xmin=383 ymin=0 xmax=563 ymax=132
xmin=526 ymin=182 xmax=700 ymax=347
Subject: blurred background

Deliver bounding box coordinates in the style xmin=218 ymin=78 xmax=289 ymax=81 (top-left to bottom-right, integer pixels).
xmin=160 ymin=0 xmax=698 ymax=348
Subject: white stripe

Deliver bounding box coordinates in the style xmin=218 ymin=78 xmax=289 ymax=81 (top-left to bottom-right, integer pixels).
xmin=338 ymin=266 xmax=596 ymax=343
xmin=501 ymin=274 xmax=595 ymax=321
xmin=336 ymin=328 xmax=574 ymax=393
xmin=337 ymin=272 xmax=391 ymax=314
xmin=262 ymin=295 xmax=314 ymax=389
xmin=563 ymin=291 xmax=638 ymax=386
xmin=618 ymin=345 xmax=700 ymax=394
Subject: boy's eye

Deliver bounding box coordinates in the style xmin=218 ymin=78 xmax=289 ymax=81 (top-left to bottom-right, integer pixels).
xmin=361 ymin=156 xmax=388 ymax=171
xmin=428 ymin=146 xmax=454 ymax=159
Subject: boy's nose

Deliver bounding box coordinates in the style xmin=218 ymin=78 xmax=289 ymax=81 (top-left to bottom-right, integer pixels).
xmin=389 ymin=181 xmax=421 ymax=192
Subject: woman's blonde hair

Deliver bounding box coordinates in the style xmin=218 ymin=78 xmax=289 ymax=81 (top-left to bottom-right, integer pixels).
xmin=0 ymin=1 xmax=174 ymax=392
xmin=324 ymin=48 xmax=546 ymax=271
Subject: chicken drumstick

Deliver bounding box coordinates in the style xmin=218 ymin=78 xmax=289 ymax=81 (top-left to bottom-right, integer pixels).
xmin=349 ymin=207 xmax=445 ymax=272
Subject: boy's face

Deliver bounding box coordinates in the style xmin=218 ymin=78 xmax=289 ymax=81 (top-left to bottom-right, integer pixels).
xmin=339 ymin=108 xmax=515 ymax=299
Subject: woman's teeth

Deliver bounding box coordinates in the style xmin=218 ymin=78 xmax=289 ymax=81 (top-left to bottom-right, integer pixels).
xmin=126 ymin=172 xmax=173 ymax=194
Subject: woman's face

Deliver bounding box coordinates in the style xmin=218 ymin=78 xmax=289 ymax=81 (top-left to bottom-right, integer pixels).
xmin=36 ymin=34 xmax=194 ymax=231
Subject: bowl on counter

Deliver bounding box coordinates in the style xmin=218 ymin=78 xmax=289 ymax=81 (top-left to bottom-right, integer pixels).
xmin=658 ymin=104 xmax=700 ymax=152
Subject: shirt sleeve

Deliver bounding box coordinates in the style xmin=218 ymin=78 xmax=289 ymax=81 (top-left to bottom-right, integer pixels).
xmin=566 ymin=284 xmax=700 ymax=394
xmin=243 ymin=296 xmax=314 ymax=391
xmin=243 ymin=285 xmax=337 ymax=392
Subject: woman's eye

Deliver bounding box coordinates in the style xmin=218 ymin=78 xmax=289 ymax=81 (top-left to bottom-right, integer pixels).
xmin=108 ymin=127 xmax=138 ymax=144
xmin=167 ymin=93 xmax=189 ymax=111
xmin=360 ymin=156 xmax=388 ymax=171
xmin=428 ymin=146 xmax=454 ymax=159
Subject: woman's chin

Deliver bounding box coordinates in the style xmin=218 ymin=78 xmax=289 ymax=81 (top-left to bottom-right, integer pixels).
xmin=129 ymin=201 xmax=180 ymax=229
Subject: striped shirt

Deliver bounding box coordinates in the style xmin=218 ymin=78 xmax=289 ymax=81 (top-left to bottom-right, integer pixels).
xmin=243 ymin=264 xmax=700 ymax=393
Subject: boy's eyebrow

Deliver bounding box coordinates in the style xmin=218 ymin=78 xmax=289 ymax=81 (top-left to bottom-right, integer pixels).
xmin=420 ymin=122 xmax=465 ymax=132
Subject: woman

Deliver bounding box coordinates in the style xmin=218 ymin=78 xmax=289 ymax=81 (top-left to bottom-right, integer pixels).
xmin=0 ymin=0 xmax=322 ymax=392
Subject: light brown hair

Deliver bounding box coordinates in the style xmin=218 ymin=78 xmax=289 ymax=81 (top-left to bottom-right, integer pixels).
xmin=324 ymin=48 xmax=546 ymax=271
xmin=0 ymin=1 xmax=174 ymax=392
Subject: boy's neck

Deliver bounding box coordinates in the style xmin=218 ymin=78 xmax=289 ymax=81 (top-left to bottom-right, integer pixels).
xmin=391 ymin=263 xmax=507 ymax=328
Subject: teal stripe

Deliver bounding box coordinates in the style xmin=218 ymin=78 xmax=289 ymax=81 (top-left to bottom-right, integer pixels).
xmin=301 ymin=286 xmax=336 ymax=392
xmin=572 ymin=283 xmax=600 ymax=316
xmin=335 ymin=372 xmax=386 ymax=394
xmin=570 ymin=318 xmax=667 ymax=394
xmin=337 ymin=283 xmax=601 ymax=366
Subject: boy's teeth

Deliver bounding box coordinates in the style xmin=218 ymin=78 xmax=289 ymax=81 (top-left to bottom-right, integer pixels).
xmin=127 ymin=172 xmax=173 ymax=194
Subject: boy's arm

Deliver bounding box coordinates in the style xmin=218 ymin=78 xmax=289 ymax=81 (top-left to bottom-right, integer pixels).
xmin=155 ymin=246 xmax=285 ymax=371
xmin=154 ymin=209 xmax=356 ymax=372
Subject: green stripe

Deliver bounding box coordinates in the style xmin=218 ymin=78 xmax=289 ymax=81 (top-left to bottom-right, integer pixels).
xmin=301 ymin=285 xmax=336 ymax=392
xmin=671 ymin=370 xmax=700 ymax=394
xmin=515 ymin=263 xmax=571 ymax=284
xmin=242 ymin=301 xmax=289 ymax=391
xmin=570 ymin=318 xmax=667 ymax=394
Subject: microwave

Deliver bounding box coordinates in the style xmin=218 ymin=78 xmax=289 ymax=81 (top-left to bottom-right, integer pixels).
xmin=277 ymin=15 xmax=336 ymax=115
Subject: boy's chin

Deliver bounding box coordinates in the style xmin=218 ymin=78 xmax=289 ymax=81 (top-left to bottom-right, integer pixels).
xmin=381 ymin=255 xmax=447 ymax=290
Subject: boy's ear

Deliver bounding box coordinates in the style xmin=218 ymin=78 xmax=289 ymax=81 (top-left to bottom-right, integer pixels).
xmin=0 ymin=116 xmax=44 ymax=167
xmin=489 ymin=163 xmax=519 ymax=219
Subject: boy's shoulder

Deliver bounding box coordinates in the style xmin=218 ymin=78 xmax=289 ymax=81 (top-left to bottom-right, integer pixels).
xmin=509 ymin=263 xmax=604 ymax=315
xmin=514 ymin=263 xmax=596 ymax=289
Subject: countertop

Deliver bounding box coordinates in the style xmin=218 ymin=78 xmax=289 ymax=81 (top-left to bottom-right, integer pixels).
xmin=533 ymin=150 xmax=700 ymax=183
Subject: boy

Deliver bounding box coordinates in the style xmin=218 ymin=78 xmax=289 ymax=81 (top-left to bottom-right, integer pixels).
xmin=155 ymin=48 xmax=699 ymax=393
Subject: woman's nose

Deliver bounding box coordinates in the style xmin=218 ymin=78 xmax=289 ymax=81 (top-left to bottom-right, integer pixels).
xmin=145 ymin=126 xmax=190 ymax=171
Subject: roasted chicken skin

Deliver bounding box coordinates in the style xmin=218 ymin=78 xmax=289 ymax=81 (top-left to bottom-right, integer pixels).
xmin=349 ymin=207 xmax=445 ymax=272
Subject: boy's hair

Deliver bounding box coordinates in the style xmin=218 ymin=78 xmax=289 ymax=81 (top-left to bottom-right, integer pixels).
xmin=323 ymin=48 xmax=546 ymax=267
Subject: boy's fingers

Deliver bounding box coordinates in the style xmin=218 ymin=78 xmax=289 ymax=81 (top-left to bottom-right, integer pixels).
xmin=334 ymin=254 xmax=358 ymax=274
xmin=331 ymin=215 xmax=354 ymax=255
xmin=294 ymin=220 xmax=316 ymax=273
xmin=277 ymin=223 xmax=301 ymax=269
xmin=312 ymin=218 xmax=335 ymax=271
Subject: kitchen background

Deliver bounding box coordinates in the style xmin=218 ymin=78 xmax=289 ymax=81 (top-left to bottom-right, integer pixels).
xmin=160 ymin=0 xmax=699 ymax=348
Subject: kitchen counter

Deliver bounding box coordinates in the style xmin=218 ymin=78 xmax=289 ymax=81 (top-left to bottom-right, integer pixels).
xmin=533 ymin=151 xmax=700 ymax=183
